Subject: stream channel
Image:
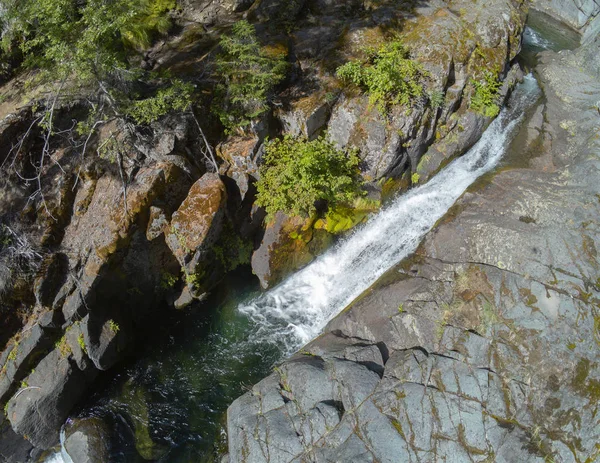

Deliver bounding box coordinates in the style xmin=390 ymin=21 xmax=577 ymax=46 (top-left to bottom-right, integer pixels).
xmin=46 ymin=12 xmax=580 ymax=463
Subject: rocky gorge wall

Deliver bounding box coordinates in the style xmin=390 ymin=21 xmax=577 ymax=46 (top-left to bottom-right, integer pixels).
xmin=226 ymin=8 xmax=600 ymax=463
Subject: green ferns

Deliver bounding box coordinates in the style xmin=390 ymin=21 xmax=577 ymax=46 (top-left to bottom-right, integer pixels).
xmin=256 ymin=136 xmax=362 ymax=219
xmin=336 ymin=41 xmax=427 ymax=114
xmin=470 ymin=71 xmax=502 ymax=118
xmin=213 ymin=20 xmax=287 ymax=132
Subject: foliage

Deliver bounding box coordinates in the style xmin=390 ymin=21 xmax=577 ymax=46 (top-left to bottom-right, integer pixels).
xmin=212 ymin=223 xmax=253 ymax=272
xmin=336 ymin=41 xmax=427 ymax=114
xmin=315 ymin=197 xmax=379 ymax=234
xmin=77 ymin=333 xmax=87 ymax=354
xmin=256 ymin=135 xmax=362 ymax=219
xmin=470 ymin=71 xmax=501 ymax=118
xmin=126 ymin=80 xmax=194 ymax=124
xmin=56 ymin=335 xmax=71 ymax=357
xmin=160 ymin=271 xmax=179 ymax=289
xmin=108 ymin=319 xmax=120 ymax=334
xmin=428 ymin=90 xmax=445 ymax=109
xmin=212 ymin=20 xmax=287 ymax=132
xmin=411 ymin=172 xmax=420 ymax=184
xmin=1 ymin=0 xmax=176 ymax=83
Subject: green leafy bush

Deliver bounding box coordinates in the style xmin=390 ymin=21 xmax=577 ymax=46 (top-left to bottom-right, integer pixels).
xmin=256 ymin=136 xmax=362 ymax=219
xmin=212 ymin=20 xmax=287 ymax=132
xmin=126 ymin=80 xmax=194 ymax=124
xmin=470 ymin=71 xmax=501 ymax=118
xmin=336 ymin=41 xmax=427 ymax=114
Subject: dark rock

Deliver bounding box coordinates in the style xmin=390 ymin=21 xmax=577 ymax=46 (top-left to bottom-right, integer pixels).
xmin=251 ymin=212 xmax=332 ymax=289
xmin=0 ymin=324 xmax=55 ymax=405
xmin=217 ymin=136 xmax=262 ymax=201
xmin=33 ymin=253 xmax=69 ymax=309
xmin=80 ymin=315 xmax=125 ymax=372
xmin=146 ymin=206 xmax=168 ymax=241
xmin=38 ymin=309 xmax=64 ymax=329
xmin=0 ymin=420 xmax=33 ymax=463
xmin=6 ymin=349 xmax=96 ymax=449
xmin=250 ymin=0 xmax=307 ymax=23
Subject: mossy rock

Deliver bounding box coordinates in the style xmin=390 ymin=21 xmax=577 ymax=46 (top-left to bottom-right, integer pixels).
xmin=315 ymin=197 xmax=380 ymax=234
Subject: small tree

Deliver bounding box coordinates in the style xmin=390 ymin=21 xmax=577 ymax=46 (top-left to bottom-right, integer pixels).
xmin=255 ymin=136 xmax=362 ymax=219
xmin=212 ymin=20 xmax=287 ymax=132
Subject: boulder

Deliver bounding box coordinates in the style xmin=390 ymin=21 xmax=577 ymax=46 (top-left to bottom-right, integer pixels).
xmin=79 ymin=315 xmax=126 ymax=371
xmin=217 ymin=136 xmax=261 ymax=201
xmin=276 ymin=91 xmax=332 ymax=140
xmin=165 ymin=173 xmax=228 ymax=296
xmin=251 ymin=212 xmax=333 ymax=289
xmin=0 ymin=324 xmax=55 ymax=405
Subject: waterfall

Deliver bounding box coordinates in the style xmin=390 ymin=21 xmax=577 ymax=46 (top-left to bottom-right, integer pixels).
xmin=239 ymin=74 xmax=540 ymax=356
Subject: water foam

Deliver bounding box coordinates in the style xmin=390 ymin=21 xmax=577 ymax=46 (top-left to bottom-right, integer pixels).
xmin=240 ymin=74 xmax=540 ymax=356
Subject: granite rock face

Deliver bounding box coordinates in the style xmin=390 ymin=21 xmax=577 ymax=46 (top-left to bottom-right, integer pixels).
xmin=227 ymin=29 xmax=600 ymax=463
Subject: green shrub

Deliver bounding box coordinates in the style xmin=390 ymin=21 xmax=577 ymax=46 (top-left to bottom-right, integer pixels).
xmin=336 ymin=41 xmax=427 ymax=114
xmin=126 ymin=80 xmax=194 ymax=124
xmin=212 ymin=20 xmax=287 ymax=132
xmin=256 ymin=135 xmax=362 ymax=219
xmin=470 ymin=71 xmax=501 ymax=118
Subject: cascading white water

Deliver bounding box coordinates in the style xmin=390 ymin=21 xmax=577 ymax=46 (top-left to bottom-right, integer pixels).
xmin=523 ymin=26 xmax=553 ymax=49
xmin=240 ymin=74 xmax=540 ymax=356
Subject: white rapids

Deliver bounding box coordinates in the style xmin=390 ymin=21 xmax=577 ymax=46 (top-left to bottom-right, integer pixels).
xmin=523 ymin=25 xmax=553 ymax=49
xmin=239 ymin=74 xmax=540 ymax=356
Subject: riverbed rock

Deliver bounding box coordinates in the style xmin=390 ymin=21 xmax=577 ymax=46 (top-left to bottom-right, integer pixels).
xmin=63 ymin=417 xmax=111 ymax=463
xmin=227 ymin=25 xmax=600 ymax=463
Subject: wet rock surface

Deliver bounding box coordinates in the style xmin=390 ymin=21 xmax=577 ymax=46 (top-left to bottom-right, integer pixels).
xmin=63 ymin=417 xmax=111 ymax=463
xmin=227 ymin=30 xmax=600 ymax=463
